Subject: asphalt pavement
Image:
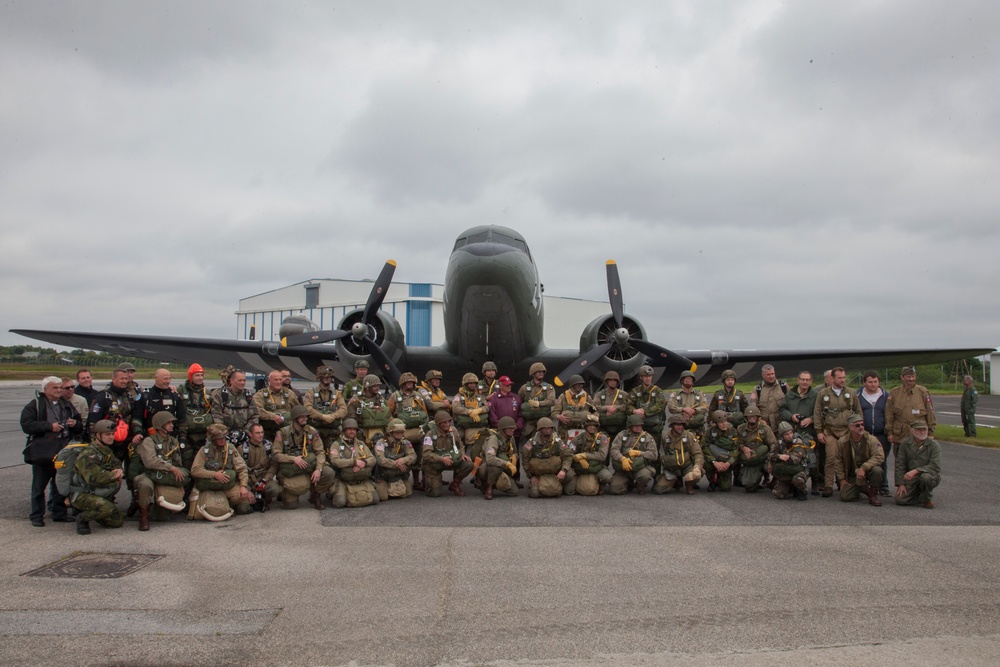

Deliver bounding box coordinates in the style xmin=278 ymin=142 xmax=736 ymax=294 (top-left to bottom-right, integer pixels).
xmin=1 ymin=381 xmax=999 ymax=666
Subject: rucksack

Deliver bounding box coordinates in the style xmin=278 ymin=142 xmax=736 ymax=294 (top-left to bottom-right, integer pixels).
xmin=53 ymin=442 xmax=91 ymax=496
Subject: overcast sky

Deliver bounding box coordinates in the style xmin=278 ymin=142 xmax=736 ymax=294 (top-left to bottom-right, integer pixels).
xmin=1 ymin=0 xmax=997 ymax=355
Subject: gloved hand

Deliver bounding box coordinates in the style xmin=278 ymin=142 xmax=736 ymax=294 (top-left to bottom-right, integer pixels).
xmin=510 ymin=454 xmax=518 ymax=469
xmin=505 ymin=461 xmax=517 ymax=476
xmin=529 ymin=399 xmax=540 ymax=408
xmin=470 ymin=411 xmax=481 ymax=423
xmin=573 ymin=452 xmax=587 ymax=463
xmin=576 ymin=456 xmax=590 ymax=470
xmin=621 ymin=457 xmax=633 ymax=472
xmin=627 ymin=449 xmax=643 ymax=458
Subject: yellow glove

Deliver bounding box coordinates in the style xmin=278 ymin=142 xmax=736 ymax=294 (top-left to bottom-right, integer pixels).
xmin=529 ymin=399 xmax=540 ymax=408
xmin=505 ymin=461 xmax=517 ymax=476
xmin=577 ymin=456 xmax=590 ymax=470
xmin=627 ymin=449 xmax=643 ymax=458
xmin=470 ymin=411 xmax=481 ymax=423
xmin=510 ymin=454 xmax=518 ymax=469
xmin=573 ymin=452 xmax=587 ymax=462
xmin=621 ymin=457 xmax=633 ymax=472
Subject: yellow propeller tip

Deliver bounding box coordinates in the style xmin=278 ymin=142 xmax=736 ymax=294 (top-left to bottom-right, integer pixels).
xmin=690 ymin=363 xmax=697 ymax=373
xmin=606 ymin=259 xmax=616 ymax=265
xmin=554 ymin=377 xmax=564 ymax=387
xmin=387 ymin=259 xmax=397 ymax=266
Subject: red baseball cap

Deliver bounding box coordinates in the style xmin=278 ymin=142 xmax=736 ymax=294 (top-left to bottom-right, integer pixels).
xmin=498 ymin=375 xmax=513 ymax=385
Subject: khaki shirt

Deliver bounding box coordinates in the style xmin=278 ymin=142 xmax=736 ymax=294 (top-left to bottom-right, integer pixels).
xmin=273 ymin=424 xmax=326 ymax=468
xmin=660 ymin=429 xmax=703 ymax=472
xmin=885 ymin=384 xmax=936 ymax=441
xmin=252 ymin=387 xmax=300 ymax=422
xmin=304 ymin=385 xmax=347 ymax=423
xmin=813 ymin=386 xmax=862 ymax=438
xmin=191 ymin=444 xmax=250 ymax=488
xmin=833 ymin=432 xmax=885 ymax=482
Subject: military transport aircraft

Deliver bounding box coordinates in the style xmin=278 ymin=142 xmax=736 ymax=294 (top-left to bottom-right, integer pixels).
xmin=12 ymin=225 xmax=992 ymax=390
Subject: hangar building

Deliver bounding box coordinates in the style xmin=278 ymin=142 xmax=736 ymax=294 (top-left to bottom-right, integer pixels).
xmin=236 ymin=278 xmax=609 ymax=350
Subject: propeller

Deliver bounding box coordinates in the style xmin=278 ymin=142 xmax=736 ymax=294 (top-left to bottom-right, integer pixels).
xmin=553 ymin=260 xmax=697 ymax=387
xmin=281 ymin=260 xmax=402 ymax=384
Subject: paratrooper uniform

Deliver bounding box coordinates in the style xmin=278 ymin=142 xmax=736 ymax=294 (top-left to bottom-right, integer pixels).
xmin=667 ymin=385 xmax=709 ymax=432
xmin=238 ymin=434 xmax=280 ymax=509
xmin=272 ymin=417 xmax=335 ymax=508
xmin=567 ymin=426 xmax=612 ymax=494
xmin=348 ymin=377 xmax=394 ymax=445
xmin=833 ymin=425 xmax=885 ymax=505
xmin=210 ymin=383 xmax=259 ymax=435
xmin=373 ymin=424 xmax=416 ymax=501
xmin=551 ymin=383 xmax=596 ymax=442
xmin=177 ymin=378 xmax=214 ymax=469
xmin=71 ymin=432 xmax=125 ymax=529
xmin=421 ymin=419 xmax=473 ymax=497
xmin=304 ymin=369 xmax=347 ymax=451
xmin=517 ymin=366 xmax=556 ymax=444
xmin=609 ymin=422 xmax=657 ymax=495
xmin=593 ymin=375 xmax=628 ymax=440
xmin=133 ymin=425 xmax=190 ymax=525
xmin=962 ymin=383 xmax=978 ymax=437
xmin=813 ymin=385 xmax=862 ymax=493
xmin=328 ymin=432 xmax=379 ymax=508
xmin=478 ymin=426 xmax=520 ymax=498
xmin=627 ymin=380 xmax=668 ymax=445
xmin=736 ymin=417 xmax=777 ymax=492
xmin=701 ymin=421 xmax=741 ymax=492
xmin=653 ymin=418 xmax=704 ymax=494
xmin=708 ymin=376 xmax=749 ymax=427
xmin=894 ymin=429 xmax=942 ymax=507
xmin=769 ymin=423 xmax=810 ymax=500
xmin=190 ymin=430 xmax=253 ymax=516
xmin=453 ymin=375 xmax=490 ymax=447
xmin=753 ymin=380 xmax=788 ymax=432
xmin=252 ymin=386 xmax=300 ymax=442
xmin=522 ymin=425 xmax=575 ymax=498
xmin=885 ymin=383 xmax=936 ymax=451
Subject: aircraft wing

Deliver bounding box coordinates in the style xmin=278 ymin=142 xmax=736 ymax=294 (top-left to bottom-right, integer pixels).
xmin=10 ymin=329 xmax=340 ymax=379
xmin=683 ymin=347 xmax=994 ymax=386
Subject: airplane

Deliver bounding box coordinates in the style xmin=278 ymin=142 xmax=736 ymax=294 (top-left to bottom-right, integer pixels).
xmin=12 ymin=225 xmax=993 ymax=391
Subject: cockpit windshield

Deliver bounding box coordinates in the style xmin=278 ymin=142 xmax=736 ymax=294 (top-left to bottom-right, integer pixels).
xmin=453 ymin=228 xmax=528 ymax=253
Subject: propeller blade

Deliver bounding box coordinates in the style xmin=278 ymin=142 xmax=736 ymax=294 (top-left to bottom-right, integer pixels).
xmin=553 ymin=342 xmax=614 ymax=387
xmin=629 ymin=338 xmax=697 ymax=373
xmin=365 ymin=337 xmax=402 ymax=387
xmin=281 ymin=329 xmax=350 ymax=348
xmin=606 ymin=260 xmax=624 ymax=328
xmin=362 ymin=260 xmax=397 ymax=324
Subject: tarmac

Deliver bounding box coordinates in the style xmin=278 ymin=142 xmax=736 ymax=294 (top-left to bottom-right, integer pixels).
xmin=1 ymin=381 xmax=999 ymax=666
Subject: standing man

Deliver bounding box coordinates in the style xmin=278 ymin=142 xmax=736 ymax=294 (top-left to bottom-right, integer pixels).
xmin=594 ymin=370 xmax=628 ymax=440
xmin=779 ymin=371 xmax=819 ymax=441
xmin=488 ymin=376 xmax=523 ymax=434
xmin=551 ymin=375 xmax=595 ymax=441
xmin=961 ymin=375 xmax=978 ymax=438
xmin=304 ymin=366 xmax=347 ymax=451
xmin=627 ymin=365 xmax=668 ymax=446
xmin=347 ymin=375 xmax=393 ymax=444
xmin=115 ymin=362 xmax=142 ymax=400
xmin=858 ymin=371 xmax=891 ymax=497
xmin=895 ymin=422 xmax=941 ymax=509
xmin=177 ymin=363 xmax=214 ymax=470
xmin=253 ymin=370 xmax=300 ymax=442
xmin=21 ymin=377 xmax=82 ymax=527
xmin=667 ymin=370 xmax=708 ymax=432
xmin=73 ymin=368 xmax=100 ymax=408
xmin=833 ymin=414 xmax=885 ymax=506
xmin=419 ymin=370 xmax=452 ymax=417
xmin=88 ymin=367 xmax=142 ymax=462
xmin=517 ymin=362 xmax=556 ymax=445
xmin=709 ymin=369 xmax=748 ymax=428
xmin=211 ymin=369 xmax=259 ymax=437
xmin=885 ymin=366 xmax=936 ymax=455
xmin=341 ymin=360 xmax=370 ymax=403
xmin=61 ymin=378 xmax=89 ymax=436
xmin=134 ymin=368 xmax=186 ymax=446
xmin=478 ymin=361 xmax=499 ymax=398
xmin=751 ymin=364 xmax=788 ymax=432
xmin=813 ymin=367 xmax=862 ymax=497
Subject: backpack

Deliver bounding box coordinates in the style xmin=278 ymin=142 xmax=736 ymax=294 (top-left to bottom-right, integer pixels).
xmin=53 ymin=442 xmax=91 ymax=496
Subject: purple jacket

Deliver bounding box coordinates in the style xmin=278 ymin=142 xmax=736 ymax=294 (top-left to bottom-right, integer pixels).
xmin=488 ymin=390 xmax=524 ymax=433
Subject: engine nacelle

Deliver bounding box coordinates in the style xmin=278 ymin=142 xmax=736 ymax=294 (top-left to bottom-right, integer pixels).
xmin=334 ymin=308 xmax=407 ymax=377
xmin=578 ymin=314 xmax=648 ymax=382
xmin=278 ymin=315 xmax=319 ymax=340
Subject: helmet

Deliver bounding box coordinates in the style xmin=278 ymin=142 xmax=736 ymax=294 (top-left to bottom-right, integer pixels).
xmin=668 ymin=413 xmax=688 ymax=425
xmin=398 ymin=372 xmax=418 ymax=386
xmin=744 ymin=405 xmax=761 ymax=418
xmin=387 ymin=418 xmax=406 ymax=433
xmin=434 ymin=410 xmax=452 ymax=424
xmin=536 ymin=417 xmax=554 ymax=429
xmin=354 ymin=360 xmax=369 ymax=370
xmin=680 ymin=370 xmax=696 ymax=381
xmin=777 ymin=421 xmax=794 ymax=434
xmin=151 ymin=411 xmax=177 ymax=430
xmin=627 ymin=414 xmax=644 ymax=427
xmin=482 ymin=361 xmax=497 ymax=373
xmin=710 ymin=410 xmax=728 ymax=423
xmin=207 ymin=423 xmax=229 ymax=440
xmin=315 ymin=366 xmax=335 ymax=379
xmin=116 ymin=362 xmax=136 ymax=372
xmin=291 ymin=405 xmax=309 ymax=420
xmin=497 ymin=416 xmax=516 ymax=430
xmin=586 ymin=413 xmax=600 ymax=425
xmin=462 ymin=372 xmax=479 ymax=385
xmin=425 ymin=370 xmax=443 ymax=381
xmin=603 ymin=370 xmax=620 ymax=382
xmin=720 ymin=369 xmax=737 ymax=380
xmin=529 ymin=362 xmax=546 ymax=375
xmin=568 ymin=374 xmax=585 ymax=386
xmin=92 ymin=419 xmax=115 ymax=434
xmin=187 ymin=363 xmax=204 ymax=381
xmin=342 ymin=418 xmax=359 ymax=430
xmin=638 ymin=365 xmax=654 ymax=376
xmin=363 ymin=375 xmax=382 ymax=389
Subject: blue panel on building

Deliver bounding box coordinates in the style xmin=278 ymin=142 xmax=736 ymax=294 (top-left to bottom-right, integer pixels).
xmin=406 ymin=283 xmax=432 ymax=346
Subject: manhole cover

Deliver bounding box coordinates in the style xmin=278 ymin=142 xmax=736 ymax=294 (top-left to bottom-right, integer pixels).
xmin=22 ymin=552 xmax=164 ymax=579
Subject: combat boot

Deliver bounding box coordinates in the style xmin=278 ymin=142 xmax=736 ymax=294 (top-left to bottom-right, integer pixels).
xmin=864 ymin=486 xmax=882 ymax=507
xmin=138 ymin=506 xmax=150 ymax=531
xmin=412 ymin=469 xmax=425 ymax=492
xmin=309 ymin=490 xmax=325 ymax=510
xmin=483 ymin=484 xmax=494 ymax=500
xmin=448 ymin=478 xmax=466 ymax=497
xmin=684 ymin=481 xmax=696 ymax=495
xmin=76 ymin=516 xmax=91 ymax=535
xmin=126 ymin=499 xmax=140 ymax=518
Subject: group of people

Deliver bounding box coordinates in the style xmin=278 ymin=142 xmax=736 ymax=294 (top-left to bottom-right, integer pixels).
xmin=20 ymin=359 xmax=946 ymax=535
